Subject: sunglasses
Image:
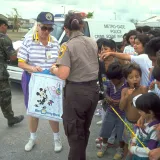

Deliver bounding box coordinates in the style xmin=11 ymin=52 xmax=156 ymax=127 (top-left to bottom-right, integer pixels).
xmin=40 ymin=25 xmax=53 ymax=32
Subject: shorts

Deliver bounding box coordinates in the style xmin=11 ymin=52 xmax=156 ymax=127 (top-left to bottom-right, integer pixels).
xmin=123 ymin=119 xmax=135 ymax=145
xmin=99 ymin=111 xmax=125 ymax=141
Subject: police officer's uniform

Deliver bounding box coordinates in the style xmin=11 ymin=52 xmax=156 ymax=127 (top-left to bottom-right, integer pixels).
xmin=0 ymin=14 xmax=24 ymax=126
xmin=57 ymin=31 xmax=99 ymax=160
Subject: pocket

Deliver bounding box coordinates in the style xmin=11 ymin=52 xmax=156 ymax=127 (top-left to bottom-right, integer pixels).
xmin=63 ymin=119 xmax=78 ymax=140
xmin=63 ymin=119 xmax=85 ymax=140
xmin=0 ymin=64 xmax=9 ymax=79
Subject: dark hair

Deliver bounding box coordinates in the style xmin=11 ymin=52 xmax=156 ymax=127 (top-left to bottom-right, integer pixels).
xmin=0 ymin=20 xmax=7 ymax=26
xmin=156 ymin=50 xmax=160 ymax=67
xmin=136 ymin=27 xmax=143 ymax=33
xmin=123 ymin=63 xmax=142 ymax=79
xmin=145 ymin=37 xmax=160 ymax=57
xmin=135 ymin=34 xmax=150 ymax=47
xmin=123 ymin=33 xmax=127 ymax=39
xmin=136 ymin=92 xmax=160 ymax=121
xmin=152 ymin=65 xmax=160 ymax=81
xmin=102 ymin=39 xmax=116 ymax=51
xmin=126 ymin=30 xmax=137 ymax=44
xmin=64 ymin=13 xmax=84 ymax=31
xmin=96 ymin=38 xmax=107 ymax=52
xmin=148 ymin=29 xmax=160 ymax=38
xmin=141 ymin=26 xmax=151 ymax=33
xmin=106 ymin=62 xmax=123 ymax=80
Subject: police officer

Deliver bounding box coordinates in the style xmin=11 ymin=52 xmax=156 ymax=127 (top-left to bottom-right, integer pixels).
xmin=50 ymin=13 xmax=99 ymax=160
xmin=0 ymin=14 xmax=24 ymax=127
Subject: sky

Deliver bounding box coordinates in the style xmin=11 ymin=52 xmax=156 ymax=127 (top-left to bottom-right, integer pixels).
xmin=1 ymin=0 xmax=160 ymax=21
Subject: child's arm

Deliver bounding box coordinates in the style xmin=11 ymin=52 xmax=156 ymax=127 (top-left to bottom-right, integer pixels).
xmin=130 ymin=129 xmax=158 ymax=157
xmin=119 ymin=88 xmax=129 ymax=110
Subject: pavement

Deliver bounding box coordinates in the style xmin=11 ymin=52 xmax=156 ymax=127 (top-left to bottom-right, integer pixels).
xmin=0 ymin=82 xmax=116 ymax=160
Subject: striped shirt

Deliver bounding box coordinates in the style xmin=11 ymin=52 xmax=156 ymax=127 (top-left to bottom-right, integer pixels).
xmin=17 ymin=33 xmax=59 ymax=70
xmin=131 ymin=120 xmax=160 ymax=158
xmin=104 ymin=79 xmax=127 ymax=115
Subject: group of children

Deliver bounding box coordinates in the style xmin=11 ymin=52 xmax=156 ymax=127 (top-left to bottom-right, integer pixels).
xmin=95 ymin=29 xmax=160 ymax=160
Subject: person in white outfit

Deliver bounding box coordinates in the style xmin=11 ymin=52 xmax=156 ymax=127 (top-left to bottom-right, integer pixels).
xmin=18 ymin=12 xmax=62 ymax=152
xmin=123 ymin=30 xmax=137 ymax=56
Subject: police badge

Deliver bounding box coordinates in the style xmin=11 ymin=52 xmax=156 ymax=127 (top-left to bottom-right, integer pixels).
xmin=58 ymin=45 xmax=67 ymax=58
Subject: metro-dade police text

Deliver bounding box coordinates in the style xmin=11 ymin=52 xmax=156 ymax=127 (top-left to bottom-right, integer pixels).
xmin=95 ymin=24 xmax=126 ymax=40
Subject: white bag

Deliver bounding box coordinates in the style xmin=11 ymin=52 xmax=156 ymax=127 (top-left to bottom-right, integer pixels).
xmin=27 ymin=72 xmax=64 ymax=122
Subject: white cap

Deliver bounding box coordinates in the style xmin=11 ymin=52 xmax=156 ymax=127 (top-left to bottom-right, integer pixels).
xmin=132 ymin=94 xmax=142 ymax=107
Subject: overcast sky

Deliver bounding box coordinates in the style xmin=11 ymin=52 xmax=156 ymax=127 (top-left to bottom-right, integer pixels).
xmin=1 ymin=0 xmax=160 ymax=21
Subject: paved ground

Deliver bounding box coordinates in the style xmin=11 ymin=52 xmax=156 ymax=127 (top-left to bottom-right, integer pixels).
xmin=0 ymin=82 xmax=116 ymax=160
xmin=7 ymin=29 xmax=28 ymax=41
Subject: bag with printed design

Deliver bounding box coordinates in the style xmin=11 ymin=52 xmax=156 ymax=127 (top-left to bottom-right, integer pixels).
xmin=27 ymin=70 xmax=64 ymax=122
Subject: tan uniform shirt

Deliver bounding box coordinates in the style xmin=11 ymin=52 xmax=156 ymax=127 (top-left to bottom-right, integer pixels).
xmin=57 ymin=31 xmax=99 ymax=82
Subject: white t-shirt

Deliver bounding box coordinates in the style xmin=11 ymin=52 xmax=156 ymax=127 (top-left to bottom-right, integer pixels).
xmin=131 ymin=54 xmax=152 ymax=86
xmin=123 ymin=45 xmax=137 ymax=56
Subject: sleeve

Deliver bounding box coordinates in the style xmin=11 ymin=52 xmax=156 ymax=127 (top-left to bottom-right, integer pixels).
xmin=130 ymin=55 xmax=143 ymax=65
xmin=147 ymin=130 xmax=159 ymax=150
xmin=17 ymin=39 xmax=29 ymax=62
xmin=123 ymin=46 xmax=127 ymax=53
xmin=2 ymin=36 xmax=16 ymax=59
xmin=148 ymin=75 xmax=154 ymax=87
xmin=56 ymin=44 xmax=71 ymax=68
xmin=130 ymin=128 xmax=158 ymax=157
xmin=130 ymin=146 xmax=150 ymax=157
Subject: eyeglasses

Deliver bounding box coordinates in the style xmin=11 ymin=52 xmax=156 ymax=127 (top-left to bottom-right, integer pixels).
xmin=40 ymin=25 xmax=53 ymax=32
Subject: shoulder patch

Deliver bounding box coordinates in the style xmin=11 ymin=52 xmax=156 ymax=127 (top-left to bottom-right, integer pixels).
xmin=58 ymin=44 xmax=67 ymax=58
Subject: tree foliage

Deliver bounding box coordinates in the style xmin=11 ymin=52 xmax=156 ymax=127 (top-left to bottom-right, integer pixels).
xmin=129 ymin=18 xmax=138 ymax=25
xmin=6 ymin=8 xmax=21 ymax=32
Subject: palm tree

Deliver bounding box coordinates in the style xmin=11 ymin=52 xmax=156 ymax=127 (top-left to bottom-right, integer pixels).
xmin=7 ymin=8 xmax=21 ymax=32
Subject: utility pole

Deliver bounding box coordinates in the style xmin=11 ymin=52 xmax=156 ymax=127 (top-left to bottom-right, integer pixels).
xmin=61 ymin=6 xmax=65 ymax=16
xmin=114 ymin=12 xmax=116 ymax=20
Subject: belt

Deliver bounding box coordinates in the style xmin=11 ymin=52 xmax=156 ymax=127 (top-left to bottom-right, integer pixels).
xmin=67 ymin=80 xmax=97 ymax=85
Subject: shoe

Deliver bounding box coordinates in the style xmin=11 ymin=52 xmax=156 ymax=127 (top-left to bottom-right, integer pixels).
xmin=25 ymin=138 xmax=36 ymax=151
xmin=97 ymin=143 xmax=108 ymax=158
xmin=113 ymin=147 xmax=124 ymax=160
xmin=94 ymin=112 xmax=102 ymax=117
xmin=96 ymin=143 xmax=102 ymax=148
xmin=96 ymin=120 xmax=102 ymax=125
xmin=95 ymin=137 xmax=103 ymax=143
xmin=8 ymin=115 xmax=24 ymax=127
xmin=107 ymin=142 xmax=114 ymax=147
xmin=54 ymin=138 xmax=62 ymax=152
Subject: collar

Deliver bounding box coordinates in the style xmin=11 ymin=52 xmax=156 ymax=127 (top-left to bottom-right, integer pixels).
xmin=148 ymin=120 xmax=160 ymax=127
xmin=32 ymin=31 xmax=54 ymax=44
xmin=69 ymin=31 xmax=84 ymax=40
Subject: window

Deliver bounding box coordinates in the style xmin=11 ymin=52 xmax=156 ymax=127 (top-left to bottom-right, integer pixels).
xmin=50 ymin=21 xmax=64 ymax=40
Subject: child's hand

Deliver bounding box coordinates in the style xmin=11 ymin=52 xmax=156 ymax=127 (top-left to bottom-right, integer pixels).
xmin=112 ymin=99 xmax=120 ymax=106
xmin=136 ymin=116 xmax=145 ymax=129
xmin=106 ymin=96 xmax=113 ymax=105
xmin=126 ymin=88 xmax=135 ymax=96
xmin=149 ymin=148 xmax=160 ymax=160
xmin=149 ymin=81 xmax=156 ymax=90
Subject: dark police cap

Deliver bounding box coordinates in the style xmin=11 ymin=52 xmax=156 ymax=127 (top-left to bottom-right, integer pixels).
xmin=37 ymin=12 xmax=54 ymax=25
xmin=0 ymin=14 xmax=9 ymax=26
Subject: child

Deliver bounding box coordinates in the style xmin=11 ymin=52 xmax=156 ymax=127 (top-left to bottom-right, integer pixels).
xmin=149 ymin=65 xmax=160 ymax=97
xmin=130 ymin=92 xmax=160 ymax=160
xmin=123 ymin=30 xmax=137 ymax=56
xmin=119 ymin=63 xmax=148 ymax=158
xmin=96 ymin=39 xmax=117 ymax=145
xmin=97 ymin=62 xmax=127 ymax=159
